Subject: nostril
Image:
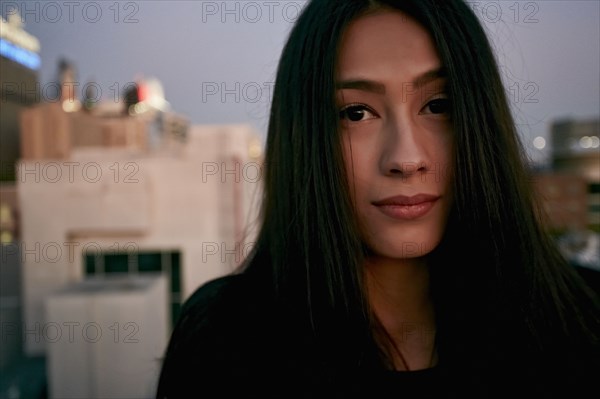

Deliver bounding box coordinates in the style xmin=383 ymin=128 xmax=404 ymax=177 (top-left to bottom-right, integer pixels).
xmin=384 ymin=162 xmax=428 ymax=176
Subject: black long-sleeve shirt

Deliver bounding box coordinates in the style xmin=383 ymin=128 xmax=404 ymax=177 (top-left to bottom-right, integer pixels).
xmin=156 ymin=272 xmax=598 ymax=398
xmin=156 ymin=273 xmax=455 ymax=398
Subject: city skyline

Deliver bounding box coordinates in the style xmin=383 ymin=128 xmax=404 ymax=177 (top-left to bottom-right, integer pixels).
xmin=2 ymin=0 xmax=599 ymax=164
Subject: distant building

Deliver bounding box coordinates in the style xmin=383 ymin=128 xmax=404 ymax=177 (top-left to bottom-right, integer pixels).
xmin=0 ymin=11 xmax=38 ymax=372
xmin=46 ymin=274 xmax=168 ymax=398
xmin=531 ymin=173 xmax=589 ymax=231
xmin=549 ymin=118 xmax=600 ymax=229
xmin=0 ymin=183 xmax=22 ymax=372
xmin=17 ymin=101 xmax=263 ymax=357
xmin=0 ymin=183 xmax=19 ymax=243
xmin=0 ymin=13 xmax=41 ymax=181
xmin=552 ymin=119 xmax=600 ymax=181
xmin=20 ymin=102 xmax=148 ymax=159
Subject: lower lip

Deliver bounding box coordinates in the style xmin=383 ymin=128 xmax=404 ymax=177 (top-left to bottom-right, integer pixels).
xmin=374 ymin=200 xmax=438 ymax=220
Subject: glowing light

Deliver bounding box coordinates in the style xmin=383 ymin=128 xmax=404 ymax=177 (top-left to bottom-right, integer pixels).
xmin=129 ymin=102 xmax=150 ymax=115
xmin=62 ymin=100 xmax=81 ymax=113
xmin=248 ymin=141 xmax=262 ymax=158
xmin=0 ymin=231 xmax=13 ymax=244
xmin=0 ymin=204 xmax=11 ymax=223
xmin=579 ymin=136 xmax=592 ymax=149
xmin=590 ymin=136 xmax=600 ymax=148
xmin=533 ymin=136 xmax=546 ymax=149
xmin=0 ymin=38 xmax=40 ymax=70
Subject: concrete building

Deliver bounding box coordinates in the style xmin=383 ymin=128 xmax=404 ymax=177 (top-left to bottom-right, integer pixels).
xmin=45 ymin=274 xmax=168 ymax=399
xmin=17 ymin=102 xmax=263 ymax=357
xmin=19 ymin=102 xmax=148 ymax=160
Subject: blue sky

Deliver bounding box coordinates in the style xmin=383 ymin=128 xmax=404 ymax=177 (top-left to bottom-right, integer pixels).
xmin=4 ymin=0 xmax=599 ymax=164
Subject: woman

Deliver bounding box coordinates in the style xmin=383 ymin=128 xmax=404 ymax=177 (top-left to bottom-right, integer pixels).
xmin=157 ymin=0 xmax=599 ymax=397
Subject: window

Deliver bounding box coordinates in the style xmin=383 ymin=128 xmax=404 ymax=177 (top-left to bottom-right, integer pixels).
xmin=84 ymin=250 xmax=182 ymax=328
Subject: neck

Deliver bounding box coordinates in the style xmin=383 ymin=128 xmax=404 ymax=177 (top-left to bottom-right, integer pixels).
xmin=365 ymin=256 xmax=437 ymax=371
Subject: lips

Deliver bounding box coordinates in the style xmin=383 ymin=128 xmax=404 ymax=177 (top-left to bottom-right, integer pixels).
xmin=372 ymin=194 xmax=440 ymax=220
xmin=372 ymin=194 xmax=440 ymax=206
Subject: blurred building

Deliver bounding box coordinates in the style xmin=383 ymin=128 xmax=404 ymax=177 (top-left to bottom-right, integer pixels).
xmin=538 ymin=118 xmax=600 ymax=230
xmin=17 ymin=98 xmax=263 ymax=357
xmin=0 ymin=184 xmax=19 ymax=244
xmin=532 ymin=173 xmax=589 ymax=231
xmin=0 ymin=183 xmax=22 ymax=374
xmin=46 ymin=274 xmax=168 ymax=398
xmin=551 ymin=119 xmax=600 ymax=182
xmin=0 ymin=13 xmax=40 ymax=182
xmin=0 ymin=16 xmax=37 ymax=369
xmin=530 ymin=118 xmax=600 ymax=275
xmin=551 ymin=118 xmax=600 ymax=229
xmin=20 ymin=102 xmax=148 ymax=159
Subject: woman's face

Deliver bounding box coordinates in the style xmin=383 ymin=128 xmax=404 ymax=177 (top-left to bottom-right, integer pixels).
xmin=336 ymin=10 xmax=454 ymax=259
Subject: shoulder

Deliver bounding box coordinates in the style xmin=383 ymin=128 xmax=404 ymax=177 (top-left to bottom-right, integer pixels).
xmin=179 ymin=272 xmax=277 ymax=333
xmin=156 ymin=272 xmax=281 ymax=397
xmin=167 ymin=274 xmax=244 ymax=340
xmin=162 ymin=272 xmax=270 ymax=355
xmin=179 ymin=273 xmax=253 ymax=320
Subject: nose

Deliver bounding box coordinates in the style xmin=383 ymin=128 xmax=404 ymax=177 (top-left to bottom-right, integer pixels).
xmin=379 ymin=118 xmax=430 ymax=178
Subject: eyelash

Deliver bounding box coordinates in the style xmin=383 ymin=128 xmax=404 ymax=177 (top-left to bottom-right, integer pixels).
xmin=424 ymin=97 xmax=451 ymax=115
xmin=338 ymin=103 xmax=378 ymax=122
xmin=338 ymin=97 xmax=451 ymax=122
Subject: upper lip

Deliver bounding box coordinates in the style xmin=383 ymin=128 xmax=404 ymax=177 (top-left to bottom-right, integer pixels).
xmin=372 ymin=194 xmax=440 ymax=206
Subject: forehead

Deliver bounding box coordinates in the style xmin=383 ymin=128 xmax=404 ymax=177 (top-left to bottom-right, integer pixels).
xmin=336 ymin=10 xmax=441 ymax=79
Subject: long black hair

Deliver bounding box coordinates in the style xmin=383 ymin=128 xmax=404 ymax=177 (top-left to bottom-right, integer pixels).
xmin=238 ymin=0 xmax=599 ymax=392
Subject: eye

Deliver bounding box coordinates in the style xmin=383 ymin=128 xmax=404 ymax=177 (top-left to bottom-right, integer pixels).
xmin=339 ymin=104 xmax=378 ymax=122
xmin=421 ymin=97 xmax=451 ymax=115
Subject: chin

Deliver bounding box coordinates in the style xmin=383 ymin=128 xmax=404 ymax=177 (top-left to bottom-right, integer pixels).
xmin=374 ymin=242 xmax=438 ymax=259
xmin=364 ymin=228 xmax=445 ymax=260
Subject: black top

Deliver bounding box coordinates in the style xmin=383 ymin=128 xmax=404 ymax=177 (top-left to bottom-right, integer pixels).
xmin=156 ymin=273 xmax=456 ymax=398
xmin=156 ymin=272 xmax=598 ymax=398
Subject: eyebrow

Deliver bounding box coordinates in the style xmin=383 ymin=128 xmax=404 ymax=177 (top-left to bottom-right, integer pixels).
xmin=335 ymin=67 xmax=446 ymax=94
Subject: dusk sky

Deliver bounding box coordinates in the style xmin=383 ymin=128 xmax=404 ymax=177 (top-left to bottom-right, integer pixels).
xmin=4 ymin=0 xmax=599 ymax=164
